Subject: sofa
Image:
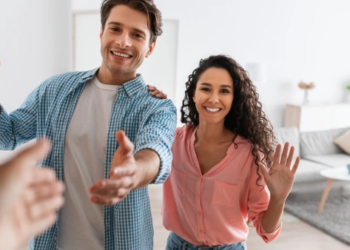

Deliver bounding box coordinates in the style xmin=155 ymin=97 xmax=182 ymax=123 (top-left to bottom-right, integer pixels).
xmin=274 ymin=126 xmax=350 ymax=193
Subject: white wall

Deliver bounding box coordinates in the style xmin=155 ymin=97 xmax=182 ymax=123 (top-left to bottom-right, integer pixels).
xmin=0 ymin=0 xmax=72 ymax=113
xmin=73 ymin=0 xmax=350 ymax=127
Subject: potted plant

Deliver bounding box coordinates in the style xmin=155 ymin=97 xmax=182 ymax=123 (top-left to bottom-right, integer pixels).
xmin=298 ymin=81 xmax=315 ymax=105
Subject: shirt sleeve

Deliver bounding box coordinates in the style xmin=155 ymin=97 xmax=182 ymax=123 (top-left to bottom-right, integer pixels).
xmin=0 ymin=85 xmax=42 ymax=150
xmin=134 ymin=99 xmax=177 ymax=184
xmin=247 ymin=153 xmax=282 ymax=243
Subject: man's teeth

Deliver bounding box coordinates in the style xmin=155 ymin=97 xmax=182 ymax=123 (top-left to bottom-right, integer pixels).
xmin=205 ymin=107 xmax=221 ymax=112
xmin=112 ymin=52 xmax=131 ymax=58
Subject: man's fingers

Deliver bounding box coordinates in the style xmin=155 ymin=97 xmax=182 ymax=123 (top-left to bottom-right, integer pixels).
xmin=110 ymin=164 xmax=136 ymax=177
xmin=115 ymin=130 xmax=134 ymax=156
xmin=90 ymin=195 xmax=123 ymax=206
xmin=90 ymin=178 xmax=133 ymax=196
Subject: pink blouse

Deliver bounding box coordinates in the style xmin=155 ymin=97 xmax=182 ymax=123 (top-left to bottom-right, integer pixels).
xmin=162 ymin=125 xmax=281 ymax=246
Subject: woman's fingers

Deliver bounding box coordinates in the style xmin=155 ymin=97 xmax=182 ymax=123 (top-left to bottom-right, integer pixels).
xmin=273 ymin=144 xmax=281 ymax=165
xmin=151 ymin=89 xmax=160 ymax=96
xmin=286 ymin=146 xmax=294 ymax=169
xmin=279 ymin=142 xmax=289 ymax=166
xmin=291 ymin=156 xmax=300 ymax=174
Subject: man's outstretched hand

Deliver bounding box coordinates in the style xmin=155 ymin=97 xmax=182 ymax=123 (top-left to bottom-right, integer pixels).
xmin=89 ymin=131 xmax=143 ymax=206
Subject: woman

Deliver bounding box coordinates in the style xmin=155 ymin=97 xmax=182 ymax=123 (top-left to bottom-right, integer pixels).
xmin=149 ymin=55 xmax=299 ymax=250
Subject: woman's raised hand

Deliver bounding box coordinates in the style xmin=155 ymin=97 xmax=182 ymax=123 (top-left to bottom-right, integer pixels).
xmin=259 ymin=143 xmax=300 ymax=201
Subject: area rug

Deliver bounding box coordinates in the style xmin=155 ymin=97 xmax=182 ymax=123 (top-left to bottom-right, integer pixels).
xmin=284 ymin=190 xmax=350 ymax=245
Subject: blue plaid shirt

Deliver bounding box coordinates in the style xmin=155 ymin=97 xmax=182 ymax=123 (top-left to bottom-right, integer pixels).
xmin=0 ymin=68 xmax=177 ymax=250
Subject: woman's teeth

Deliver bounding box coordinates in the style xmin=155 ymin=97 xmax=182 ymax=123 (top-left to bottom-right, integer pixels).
xmin=205 ymin=107 xmax=221 ymax=112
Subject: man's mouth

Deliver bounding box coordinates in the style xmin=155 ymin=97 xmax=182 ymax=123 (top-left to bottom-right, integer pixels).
xmin=111 ymin=51 xmax=132 ymax=58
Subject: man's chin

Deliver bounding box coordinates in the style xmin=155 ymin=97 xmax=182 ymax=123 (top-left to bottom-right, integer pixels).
xmin=106 ymin=65 xmax=134 ymax=75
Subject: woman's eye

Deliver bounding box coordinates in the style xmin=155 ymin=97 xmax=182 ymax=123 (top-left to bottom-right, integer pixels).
xmin=221 ymin=89 xmax=230 ymax=93
xmin=201 ymin=88 xmax=210 ymax=92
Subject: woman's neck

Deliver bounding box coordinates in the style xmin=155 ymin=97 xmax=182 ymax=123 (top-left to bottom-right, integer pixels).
xmin=196 ymin=121 xmax=234 ymax=144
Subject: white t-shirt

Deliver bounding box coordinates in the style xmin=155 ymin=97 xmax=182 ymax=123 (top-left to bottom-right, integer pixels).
xmin=57 ymin=77 xmax=119 ymax=250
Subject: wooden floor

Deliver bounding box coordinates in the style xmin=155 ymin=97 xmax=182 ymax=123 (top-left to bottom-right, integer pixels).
xmin=149 ymin=184 xmax=350 ymax=250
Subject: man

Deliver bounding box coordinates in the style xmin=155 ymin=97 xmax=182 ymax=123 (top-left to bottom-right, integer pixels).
xmin=0 ymin=139 xmax=65 ymax=250
xmin=0 ymin=0 xmax=177 ymax=249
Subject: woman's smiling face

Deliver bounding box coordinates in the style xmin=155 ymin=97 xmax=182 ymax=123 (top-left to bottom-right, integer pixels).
xmin=193 ymin=67 xmax=234 ymax=125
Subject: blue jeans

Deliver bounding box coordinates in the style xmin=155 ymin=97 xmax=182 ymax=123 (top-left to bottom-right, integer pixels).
xmin=166 ymin=232 xmax=247 ymax=250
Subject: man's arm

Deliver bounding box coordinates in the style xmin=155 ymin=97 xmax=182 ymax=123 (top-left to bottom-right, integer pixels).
xmin=134 ymin=149 xmax=160 ymax=188
xmin=0 ymin=90 xmax=43 ymax=151
xmin=89 ymin=101 xmax=177 ymax=206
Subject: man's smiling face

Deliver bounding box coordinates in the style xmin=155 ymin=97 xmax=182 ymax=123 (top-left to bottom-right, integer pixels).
xmin=99 ymin=4 xmax=155 ymax=77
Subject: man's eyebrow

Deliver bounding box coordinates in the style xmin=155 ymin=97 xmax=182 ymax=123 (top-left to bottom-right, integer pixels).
xmin=107 ymin=22 xmax=146 ymax=36
xmin=108 ymin=21 xmax=122 ymax=26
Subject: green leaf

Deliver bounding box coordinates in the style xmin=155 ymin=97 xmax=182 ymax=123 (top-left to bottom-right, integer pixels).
xmin=347 ymin=85 xmax=350 ymax=90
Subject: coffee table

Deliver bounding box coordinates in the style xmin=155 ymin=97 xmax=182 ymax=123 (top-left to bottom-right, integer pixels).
xmin=318 ymin=167 xmax=350 ymax=212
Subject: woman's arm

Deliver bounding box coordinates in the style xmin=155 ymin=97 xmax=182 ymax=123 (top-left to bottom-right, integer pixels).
xmin=259 ymin=143 xmax=300 ymax=233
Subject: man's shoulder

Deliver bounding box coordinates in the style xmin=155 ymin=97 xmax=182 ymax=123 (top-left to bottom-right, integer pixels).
xmin=136 ymin=89 xmax=177 ymax=113
xmin=44 ymin=70 xmax=93 ymax=86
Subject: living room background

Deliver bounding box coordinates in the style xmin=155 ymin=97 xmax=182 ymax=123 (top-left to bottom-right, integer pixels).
xmin=1 ymin=0 xmax=350 ymax=128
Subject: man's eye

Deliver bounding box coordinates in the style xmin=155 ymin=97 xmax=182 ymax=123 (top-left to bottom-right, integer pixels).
xmin=111 ymin=28 xmax=119 ymax=32
xmin=135 ymin=34 xmax=142 ymax=38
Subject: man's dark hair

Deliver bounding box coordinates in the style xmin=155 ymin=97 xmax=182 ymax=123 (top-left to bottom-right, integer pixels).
xmin=101 ymin=0 xmax=163 ymax=44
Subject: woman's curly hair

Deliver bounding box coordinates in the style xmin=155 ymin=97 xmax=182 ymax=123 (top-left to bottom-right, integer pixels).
xmin=181 ymin=55 xmax=276 ymax=186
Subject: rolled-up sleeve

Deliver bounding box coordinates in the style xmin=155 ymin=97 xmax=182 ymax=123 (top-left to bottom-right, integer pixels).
xmin=0 ymin=85 xmax=41 ymax=150
xmin=247 ymin=158 xmax=282 ymax=243
xmin=134 ymin=99 xmax=177 ymax=184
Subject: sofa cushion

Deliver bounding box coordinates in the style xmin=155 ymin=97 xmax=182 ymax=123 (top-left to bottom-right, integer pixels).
xmin=334 ymin=129 xmax=350 ymax=154
xmin=300 ymin=127 xmax=350 ymax=158
xmin=274 ymin=127 xmax=300 ymax=157
xmin=293 ymin=159 xmax=329 ymax=183
xmin=304 ymin=154 xmax=350 ymax=168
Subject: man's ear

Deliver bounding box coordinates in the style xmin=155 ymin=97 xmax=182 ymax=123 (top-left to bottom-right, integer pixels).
xmin=145 ymin=42 xmax=156 ymax=58
xmin=100 ymin=27 xmax=103 ymax=39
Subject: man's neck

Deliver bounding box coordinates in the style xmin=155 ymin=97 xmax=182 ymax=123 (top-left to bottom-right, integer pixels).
xmin=96 ymin=66 xmax=137 ymax=86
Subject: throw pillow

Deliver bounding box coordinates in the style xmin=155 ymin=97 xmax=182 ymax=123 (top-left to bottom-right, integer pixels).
xmin=334 ymin=130 xmax=350 ymax=154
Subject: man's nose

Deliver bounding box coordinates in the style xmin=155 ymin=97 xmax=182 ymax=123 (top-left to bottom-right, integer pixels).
xmin=115 ymin=32 xmax=132 ymax=48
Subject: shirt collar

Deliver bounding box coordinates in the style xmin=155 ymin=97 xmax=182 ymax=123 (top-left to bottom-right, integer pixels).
xmin=80 ymin=68 xmax=145 ymax=98
xmin=81 ymin=68 xmax=99 ymax=81
xmin=122 ymin=74 xmax=145 ymax=98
